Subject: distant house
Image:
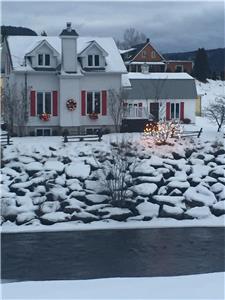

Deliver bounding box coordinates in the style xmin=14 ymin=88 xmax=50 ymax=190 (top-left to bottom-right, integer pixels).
xmin=120 ymin=39 xmax=193 ymax=74
xmin=122 ymin=72 xmax=197 ymax=132
xmin=2 ymin=23 xmax=128 ymax=136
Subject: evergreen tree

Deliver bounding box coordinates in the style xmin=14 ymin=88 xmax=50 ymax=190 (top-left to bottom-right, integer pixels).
xmin=193 ymin=48 xmax=210 ymax=83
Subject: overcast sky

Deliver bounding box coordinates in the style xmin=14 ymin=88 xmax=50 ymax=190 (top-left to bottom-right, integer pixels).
xmin=2 ymin=1 xmax=225 ymax=53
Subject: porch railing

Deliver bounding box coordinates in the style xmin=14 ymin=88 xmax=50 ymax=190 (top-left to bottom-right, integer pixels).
xmin=123 ymin=107 xmax=149 ymax=119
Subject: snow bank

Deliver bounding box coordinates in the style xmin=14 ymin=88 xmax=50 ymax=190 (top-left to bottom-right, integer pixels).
xmin=2 ymin=272 xmax=225 ymax=299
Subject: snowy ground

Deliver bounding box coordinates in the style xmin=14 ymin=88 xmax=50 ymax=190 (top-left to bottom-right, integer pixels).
xmin=2 ymin=272 xmax=225 ymax=299
xmin=1 ymin=115 xmax=225 ymax=232
xmin=196 ymin=79 xmax=225 ymax=109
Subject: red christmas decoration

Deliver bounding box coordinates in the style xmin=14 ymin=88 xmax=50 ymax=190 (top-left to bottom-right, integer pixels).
xmin=89 ymin=112 xmax=98 ymax=120
xmin=39 ymin=113 xmax=50 ymax=121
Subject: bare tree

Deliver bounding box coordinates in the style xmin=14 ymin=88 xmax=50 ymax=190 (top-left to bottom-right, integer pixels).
xmin=94 ymin=138 xmax=137 ymax=207
xmin=116 ymin=28 xmax=147 ymax=49
xmin=2 ymin=82 xmax=29 ymax=136
xmin=108 ymin=88 xmax=128 ymax=133
xmin=204 ymin=96 xmax=225 ymax=132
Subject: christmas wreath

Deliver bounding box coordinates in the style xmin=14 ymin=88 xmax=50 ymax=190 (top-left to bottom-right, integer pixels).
xmin=66 ymin=99 xmax=77 ymax=111
xmin=39 ymin=112 xmax=50 ymax=121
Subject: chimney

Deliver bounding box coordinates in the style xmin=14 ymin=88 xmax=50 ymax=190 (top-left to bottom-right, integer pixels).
xmin=59 ymin=22 xmax=79 ymax=73
xmin=146 ymin=38 xmax=150 ymax=43
xmin=66 ymin=22 xmax=72 ymax=32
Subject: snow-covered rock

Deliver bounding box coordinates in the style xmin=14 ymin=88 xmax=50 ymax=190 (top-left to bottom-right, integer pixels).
xmin=85 ymin=194 xmax=109 ymax=204
xmin=25 ymin=162 xmax=43 ymax=174
xmin=100 ymin=207 xmax=132 ymax=221
xmin=185 ymin=207 xmax=211 ymax=219
xmin=210 ymin=183 xmax=225 ymax=194
xmin=211 ymin=201 xmax=225 ymax=216
xmin=135 ymin=175 xmax=163 ymax=184
xmin=85 ymin=180 xmax=108 ymax=194
xmin=167 ymin=180 xmax=190 ymax=190
xmin=71 ymin=211 xmax=99 ymax=223
xmin=131 ymin=183 xmax=158 ymax=196
xmin=160 ymin=205 xmax=184 ymax=220
xmin=65 ymin=162 xmax=90 ymax=180
xmin=40 ymin=201 xmax=60 ymax=214
xmin=191 ymin=165 xmax=211 ymax=178
xmin=153 ymin=195 xmax=185 ymax=208
xmin=184 ymin=185 xmax=217 ymax=206
xmin=130 ymin=160 xmax=155 ymax=175
xmin=16 ymin=212 xmax=36 ymax=225
xmin=136 ymin=201 xmax=159 ymax=219
xmin=40 ymin=212 xmax=71 ymax=225
xmin=44 ymin=161 xmax=64 ymax=173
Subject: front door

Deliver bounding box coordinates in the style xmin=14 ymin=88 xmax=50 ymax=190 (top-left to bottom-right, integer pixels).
xmin=150 ymin=102 xmax=159 ymax=121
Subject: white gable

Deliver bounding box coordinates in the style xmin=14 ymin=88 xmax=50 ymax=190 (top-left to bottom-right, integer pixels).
xmin=7 ymin=36 xmax=127 ymax=73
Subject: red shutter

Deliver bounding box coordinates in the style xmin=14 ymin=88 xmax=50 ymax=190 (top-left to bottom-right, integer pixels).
xmin=180 ymin=102 xmax=184 ymax=120
xmin=30 ymin=91 xmax=36 ymax=116
xmin=52 ymin=91 xmax=58 ymax=116
xmin=81 ymin=90 xmax=86 ymax=116
xmin=166 ymin=102 xmax=170 ymax=120
xmin=102 ymin=90 xmax=107 ymax=115
xmin=138 ymin=102 xmax=142 ymax=107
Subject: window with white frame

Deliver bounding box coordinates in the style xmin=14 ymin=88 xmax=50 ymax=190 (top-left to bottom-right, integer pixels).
xmin=171 ymin=103 xmax=180 ymax=119
xmin=86 ymin=92 xmax=101 ymax=114
xmin=38 ymin=54 xmax=50 ymax=66
xmin=151 ymin=51 xmax=156 ymax=58
xmin=175 ymin=65 xmax=183 ymax=72
xmin=36 ymin=128 xmax=52 ymax=136
xmin=87 ymin=54 xmax=100 ymax=67
xmin=37 ymin=92 xmax=52 ymax=114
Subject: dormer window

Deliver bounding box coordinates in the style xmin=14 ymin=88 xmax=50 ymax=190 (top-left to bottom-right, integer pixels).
xmin=38 ymin=54 xmax=50 ymax=66
xmin=88 ymin=54 xmax=100 ymax=67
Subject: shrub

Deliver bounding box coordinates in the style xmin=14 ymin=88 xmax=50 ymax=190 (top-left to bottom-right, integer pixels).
xmin=182 ymin=118 xmax=191 ymax=124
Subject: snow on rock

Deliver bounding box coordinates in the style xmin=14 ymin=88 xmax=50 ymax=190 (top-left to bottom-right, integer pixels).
xmin=160 ymin=205 xmax=184 ymax=219
xmin=25 ymin=162 xmax=43 ymax=173
xmin=100 ymin=207 xmax=132 ymax=221
xmin=167 ymin=181 xmax=190 ymax=190
xmin=66 ymin=179 xmax=83 ymax=191
xmin=135 ymin=175 xmax=163 ymax=184
xmin=136 ymin=201 xmax=159 ymax=218
xmin=191 ymin=165 xmax=211 ymax=177
xmin=131 ymin=183 xmax=158 ymax=196
xmin=167 ymin=171 xmax=187 ymax=182
xmin=40 ymin=212 xmax=71 ymax=225
xmin=47 ymin=186 xmax=68 ymax=201
xmin=85 ymin=180 xmax=108 ymax=194
xmin=1 ymin=167 xmax=20 ymax=177
xmin=40 ymin=201 xmax=60 ymax=214
xmin=211 ymin=201 xmax=225 ymax=216
xmin=65 ymin=162 xmax=90 ymax=180
xmin=16 ymin=212 xmax=36 ymax=225
xmin=184 ymin=185 xmax=217 ymax=206
xmin=130 ymin=160 xmax=155 ymax=175
xmin=44 ymin=161 xmax=64 ymax=173
xmin=185 ymin=207 xmax=211 ymax=219
xmin=210 ymin=183 xmax=225 ymax=194
xmin=85 ymin=194 xmax=109 ymax=204
xmin=71 ymin=211 xmax=99 ymax=223
xmin=153 ymin=195 xmax=185 ymax=208
xmin=18 ymin=156 xmax=35 ymax=164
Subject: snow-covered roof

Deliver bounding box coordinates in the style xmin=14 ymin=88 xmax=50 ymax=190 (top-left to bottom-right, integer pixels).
xmin=128 ymin=72 xmax=194 ymax=80
xmin=125 ymin=61 xmax=165 ymax=65
xmin=121 ymin=74 xmax=132 ymax=88
xmin=7 ymin=36 xmax=127 ymax=73
xmin=119 ymin=48 xmax=136 ymax=54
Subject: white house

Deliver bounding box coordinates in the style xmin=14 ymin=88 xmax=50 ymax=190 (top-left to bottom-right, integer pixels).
xmin=122 ymin=72 xmax=197 ymax=132
xmin=3 ymin=23 xmax=128 ymax=136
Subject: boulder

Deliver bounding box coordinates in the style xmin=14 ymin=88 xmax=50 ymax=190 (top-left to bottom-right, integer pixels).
xmin=131 ymin=183 xmax=158 ymax=196
xmin=184 ymin=185 xmax=217 ymax=207
xmin=160 ymin=205 xmax=184 ymax=220
xmin=211 ymin=201 xmax=225 ymax=216
xmin=136 ymin=201 xmax=159 ymax=219
xmin=65 ymin=162 xmax=90 ymax=180
xmin=184 ymin=206 xmax=211 ymax=219
xmin=40 ymin=201 xmax=60 ymax=214
xmin=71 ymin=211 xmax=99 ymax=223
xmin=40 ymin=212 xmax=71 ymax=225
xmin=16 ymin=212 xmax=36 ymax=225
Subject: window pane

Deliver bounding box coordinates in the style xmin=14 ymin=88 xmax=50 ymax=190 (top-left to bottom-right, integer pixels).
xmin=94 ymin=92 xmax=101 ymax=113
xmin=45 ymin=54 xmax=50 ymax=66
xmin=36 ymin=129 xmax=43 ymax=136
xmin=88 ymin=55 xmax=93 ymax=66
xmin=44 ymin=129 xmax=51 ymax=136
xmin=171 ymin=103 xmax=174 ymax=119
xmin=45 ymin=92 xmax=51 ymax=114
xmin=38 ymin=54 xmax=43 ymax=66
xmin=94 ymin=55 xmax=99 ymax=66
xmin=87 ymin=92 xmax=93 ymax=114
xmin=176 ymin=103 xmax=180 ymax=119
xmin=37 ymin=92 xmax=43 ymax=114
